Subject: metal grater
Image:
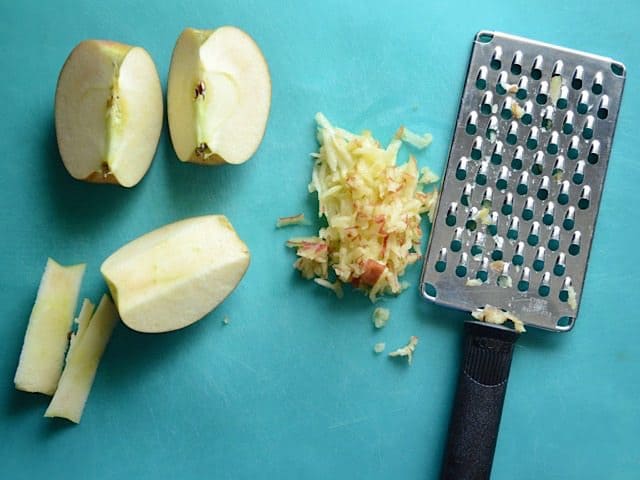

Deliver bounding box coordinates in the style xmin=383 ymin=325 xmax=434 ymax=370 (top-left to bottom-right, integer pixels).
xmin=421 ymin=31 xmax=626 ymax=331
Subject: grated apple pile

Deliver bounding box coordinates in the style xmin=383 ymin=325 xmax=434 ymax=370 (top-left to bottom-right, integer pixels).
xmin=287 ymin=113 xmax=438 ymax=301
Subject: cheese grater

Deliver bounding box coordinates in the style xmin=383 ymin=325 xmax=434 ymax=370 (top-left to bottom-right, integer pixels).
xmin=420 ymin=31 xmax=625 ymax=479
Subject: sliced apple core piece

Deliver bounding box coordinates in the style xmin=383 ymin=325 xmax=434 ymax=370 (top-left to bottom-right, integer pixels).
xmin=167 ymin=26 xmax=271 ymax=165
xmin=55 ymin=40 xmax=163 ymax=187
xmin=101 ymin=215 xmax=250 ymax=333
xmin=14 ymin=258 xmax=86 ymax=395
xmin=45 ymin=294 xmax=118 ymax=423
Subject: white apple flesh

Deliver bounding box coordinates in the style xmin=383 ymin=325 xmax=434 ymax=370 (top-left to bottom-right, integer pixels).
xmin=55 ymin=40 xmax=163 ymax=187
xmin=101 ymin=215 xmax=250 ymax=333
xmin=14 ymin=258 xmax=86 ymax=395
xmin=167 ymin=27 xmax=271 ymax=165
xmin=45 ymin=294 xmax=119 ymax=423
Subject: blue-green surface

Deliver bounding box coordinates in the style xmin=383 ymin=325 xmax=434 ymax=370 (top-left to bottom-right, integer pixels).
xmin=1 ymin=1 xmax=638 ymax=478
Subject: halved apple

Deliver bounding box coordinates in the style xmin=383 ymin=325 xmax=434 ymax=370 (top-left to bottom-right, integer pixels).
xmin=167 ymin=27 xmax=271 ymax=165
xmin=55 ymin=40 xmax=163 ymax=187
xmin=101 ymin=215 xmax=250 ymax=333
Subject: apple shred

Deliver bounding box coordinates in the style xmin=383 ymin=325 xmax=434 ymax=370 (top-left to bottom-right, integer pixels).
xmin=388 ymin=336 xmax=419 ymax=364
xmin=288 ymin=113 xmax=438 ymax=301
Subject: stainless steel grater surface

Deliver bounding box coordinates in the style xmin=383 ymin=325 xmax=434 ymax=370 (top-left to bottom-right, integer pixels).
xmin=420 ymin=31 xmax=626 ymax=331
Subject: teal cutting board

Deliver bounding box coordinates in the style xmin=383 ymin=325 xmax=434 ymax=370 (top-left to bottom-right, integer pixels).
xmin=1 ymin=1 xmax=638 ymax=478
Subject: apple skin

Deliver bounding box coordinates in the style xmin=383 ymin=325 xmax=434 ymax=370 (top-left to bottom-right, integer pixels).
xmin=101 ymin=215 xmax=250 ymax=333
xmin=167 ymin=27 xmax=271 ymax=165
xmin=55 ymin=40 xmax=163 ymax=187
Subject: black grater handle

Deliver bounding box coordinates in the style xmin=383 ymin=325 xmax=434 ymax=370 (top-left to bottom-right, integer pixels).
xmin=440 ymin=321 xmax=519 ymax=480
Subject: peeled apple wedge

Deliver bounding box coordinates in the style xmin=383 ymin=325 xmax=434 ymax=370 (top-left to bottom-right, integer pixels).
xmin=55 ymin=40 xmax=163 ymax=187
xmin=167 ymin=27 xmax=271 ymax=165
xmin=14 ymin=259 xmax=86 ymax=395
xmin=101 ymin=215 xmax=250 ymax=333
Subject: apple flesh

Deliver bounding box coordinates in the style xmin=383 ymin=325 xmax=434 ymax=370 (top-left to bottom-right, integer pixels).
xmin=55 ymin=40 xmax=163 ymax=187
xmin=66 ymin=298 xmax=95 ymax=362
xmin=45 ymin=294 xmax=118 ymax=423
xmin=14 ymin=258 xmax=86 ymax=395
xmin=101 ymin=215 xmax=250 ymax=333
xmin=167 ymin=27 xmax=271 ymax=165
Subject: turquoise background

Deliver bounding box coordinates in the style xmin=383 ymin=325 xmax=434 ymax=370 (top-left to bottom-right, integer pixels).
xmin=1 ymin=1 xmax=638 ymax=478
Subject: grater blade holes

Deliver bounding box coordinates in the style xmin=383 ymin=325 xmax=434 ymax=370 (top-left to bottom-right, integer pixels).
xmin=476 ymin=66 xmax=489 ymax=90
xmin=490 ymin=47 xmax=503 ymax=70
xmin=592 ymin=72 xmax=604 ymax=94
xmin=531 ymin=55 xmax=543 ymax=80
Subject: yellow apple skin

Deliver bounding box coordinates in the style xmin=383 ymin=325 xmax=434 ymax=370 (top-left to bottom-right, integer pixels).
xmin=55 ymin=40 xmax=163 ymax=187
xmin=101 ymin=215 xmax=250 ymax=333
xmin=167 ymin=27 xmax=271 ymax=165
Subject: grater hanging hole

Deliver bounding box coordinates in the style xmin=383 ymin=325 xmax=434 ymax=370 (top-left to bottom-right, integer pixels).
xmin=582 ymin=115 xmax=595 ymax=139
xmin=597 ymin=95 xmax=609 ymax=119
xmin=476 ymin=31 xmax=494 ymax=43
xmin=522 ymin=196 xmax=535 ymax=220
xmin=572 ymin=160 xmax=586 ymax=184
xmin=531 ymin=151 xmax=545 ymax=175
xmin=512 ymin=242 xmax=525 ymax=266
xmin=511 ymin=51 xmax=523 ymax=75
xmin=424 ymin=282 xmax=437 ymax=298
xmin=476 ymin=66 xmax=489 ymax=90
xmin=556 ymin=316 xmax=574 ymax=330
xmin=451 ymin=227 xmax=464 ymax=252
xmin=548 ymin=226 xmax=561 ymax=251
xmin=512 ymin=146 xmax=525 ymax=169
xmin=571 ymin=66 xmax=584 ymax=90
xmin=491 ymin=141 xmax=504 ymax=164
xmin=610 ymin=62 xmax=625 ymax=76
xmin=587 ymin=140 xmax=600 ymax=164
xmin=592 ymin=71 xmax=604 ymax=95
xmin=531 ymin=55 xmax=543 ymax=80
xmin=490 ymin=47 xmax=503 ymax=70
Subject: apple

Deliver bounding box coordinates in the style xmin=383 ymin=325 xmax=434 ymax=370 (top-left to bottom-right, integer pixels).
xmin=45 ymin=294 xmax=118 ymax=423
xmin=66 ymin=298 xmax=95 ymax=362
xmin=101 ymin=215 xmax=250 ymax=333
xmin=55 ymin=40 xmax=163 ymax=187
xmin=167 ymin=27 xmax=271 ymax=165
xmin=14 ymin=258 xmax=86 ymax=395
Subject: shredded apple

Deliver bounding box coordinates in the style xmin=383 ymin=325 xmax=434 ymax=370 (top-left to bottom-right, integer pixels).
xmin=287 ymin=113 xmax=438 ymax=301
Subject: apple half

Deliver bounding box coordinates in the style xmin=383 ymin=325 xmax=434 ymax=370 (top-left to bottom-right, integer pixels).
xmin=55 ymin=40 xmax=163 ymax=187
xmin=167 ymin=27 xmax=271 ymax=165
xmin=101 ymin=215 xmax=250 ymax=333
